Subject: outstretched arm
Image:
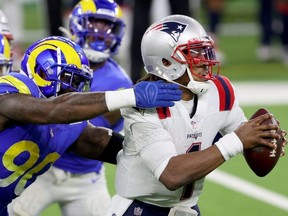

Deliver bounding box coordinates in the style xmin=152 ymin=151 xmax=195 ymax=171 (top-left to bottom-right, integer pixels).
xmin=0 ymin=91 xmax=107 ymax=124
xmin=0 ymin=81 xmax=182 ymax=125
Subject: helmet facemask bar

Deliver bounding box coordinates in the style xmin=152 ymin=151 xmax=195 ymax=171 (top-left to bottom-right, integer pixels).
xmin=171 ymin=40 xmax=220 ymax=81
xmin=0 ymin=59 xmax=12 ymax=75
xmin=36 ymin=63 xmax=92 ymax=98
xmin=54 ymin=45 xmax=92 ymax=96
xmin=58 ymin=64 xmax=92 ymax=93
xmin=0 ymin=33 xmax=12 ymax=75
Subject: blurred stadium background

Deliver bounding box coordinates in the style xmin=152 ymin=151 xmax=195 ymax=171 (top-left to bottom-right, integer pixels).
xmin=1 ymin=0 xmax=287 ymax=215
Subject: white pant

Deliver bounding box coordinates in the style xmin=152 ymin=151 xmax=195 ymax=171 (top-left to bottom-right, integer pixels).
xmin=107 ymin=194 xmax=133 ymax=216
xmin=8 ymin=166 xmax=111 ymax=216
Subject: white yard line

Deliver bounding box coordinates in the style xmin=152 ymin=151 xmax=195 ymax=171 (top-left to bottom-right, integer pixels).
xmin=234 ymin=82 xmax=288 ymax=106
xmin=207 ymin=170 xmax=288 ymax=211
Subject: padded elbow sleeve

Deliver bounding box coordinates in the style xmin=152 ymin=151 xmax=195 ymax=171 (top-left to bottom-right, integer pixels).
xmin=97 ymin=131 xmax=124 ymax=164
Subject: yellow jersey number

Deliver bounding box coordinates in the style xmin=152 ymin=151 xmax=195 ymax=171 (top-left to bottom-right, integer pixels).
xmin=0 ymin=141 xmax=60 ymax=195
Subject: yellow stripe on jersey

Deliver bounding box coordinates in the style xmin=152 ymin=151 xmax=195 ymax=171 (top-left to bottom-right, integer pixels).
xmin=0 ymin=75 xmax=31 ymax=94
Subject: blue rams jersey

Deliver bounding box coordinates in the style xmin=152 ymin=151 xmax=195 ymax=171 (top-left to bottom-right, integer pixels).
xmin=0 ymin=73 xmax=87 ymax=211
xmin=53 ymin=58 xmax=133 ymax=174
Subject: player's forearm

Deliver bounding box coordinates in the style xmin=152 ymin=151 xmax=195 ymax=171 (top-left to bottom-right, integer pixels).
xmin=160 ymin=145 xmax=225 ymax=191
xmin=0 ymin=90 xmax=136 ymax=124
xmin=47 ymin=92 xmax=108 ymax=123
xmin=1 ymin=92 xmax=107 ymax=124
xmin=47 ymin=89 xmax=136 ymax=122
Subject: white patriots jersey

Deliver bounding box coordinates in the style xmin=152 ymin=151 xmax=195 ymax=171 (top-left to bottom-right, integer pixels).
xmin=115 ymin=76 xmax=247 ymax=208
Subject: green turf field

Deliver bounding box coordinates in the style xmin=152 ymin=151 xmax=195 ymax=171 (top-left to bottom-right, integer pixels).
xmin=5 ymin=0 xmax=287 ymax=215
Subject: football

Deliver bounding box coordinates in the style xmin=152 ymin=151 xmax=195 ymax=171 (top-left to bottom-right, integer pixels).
xmin=243 ymin=108 xmax=282 ymax=177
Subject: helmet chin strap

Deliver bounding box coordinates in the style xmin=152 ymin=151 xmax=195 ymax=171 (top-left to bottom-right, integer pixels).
xmin=155 ymin=66 xmax=210 ymax=95
xmin=83 ymin=48 xmax=110 ymax=63
xmin=186 ymin=67 xmax=210 ymax=94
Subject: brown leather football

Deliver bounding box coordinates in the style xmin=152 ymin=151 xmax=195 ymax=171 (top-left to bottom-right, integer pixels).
xmin=243 ymin=108 xmax=282 ymax=177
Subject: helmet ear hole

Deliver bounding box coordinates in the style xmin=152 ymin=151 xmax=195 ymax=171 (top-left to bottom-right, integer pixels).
xmin=38 ymin=69 xmax=47 ymax=79
xmin=162 ymin=58 xmax=172 ymax=67
xmin=35 ymin=64 xmax=46 ymax=79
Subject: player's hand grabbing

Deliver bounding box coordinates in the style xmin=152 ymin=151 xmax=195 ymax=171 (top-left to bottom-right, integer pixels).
xmin=134 ymin=80 xmax=182 ymax=108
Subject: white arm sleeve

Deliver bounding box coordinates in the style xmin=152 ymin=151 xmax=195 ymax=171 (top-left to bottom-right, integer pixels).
xmin=131 ymin=122 xmax=177 ymax=180
xmin=105 ymin=89 xmax=136 ymax=111
xmin=220 ymin=99 xmax=247 ymax=135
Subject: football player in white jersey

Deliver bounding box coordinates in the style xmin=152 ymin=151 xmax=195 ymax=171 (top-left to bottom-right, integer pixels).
xmin=107 ymin=15 xmax=285 ymax=216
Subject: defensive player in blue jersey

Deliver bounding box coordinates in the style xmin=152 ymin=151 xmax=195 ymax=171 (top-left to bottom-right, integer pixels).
xmin=0 ymin=34 xmax=181 ymax=216
xmin=8 ymin=1 xmax=133 ymax=215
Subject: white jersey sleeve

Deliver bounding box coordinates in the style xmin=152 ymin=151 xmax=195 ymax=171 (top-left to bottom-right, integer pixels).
xmin=120 ymin=108 xmax=177 ymax=180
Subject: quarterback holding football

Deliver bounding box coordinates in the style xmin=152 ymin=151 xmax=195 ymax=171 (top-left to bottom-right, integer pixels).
xmin=107 ymin=14 xmax=286 ymax=216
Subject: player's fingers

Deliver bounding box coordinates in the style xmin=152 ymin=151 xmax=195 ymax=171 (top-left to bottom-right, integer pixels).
xmin=281 ymin=131 xmax=287 ymax=147
xmin=281 ymin=130 xmax=287 ymax=138
xmin=256 ymin=137 xmax=277 ymax=149
xmin=153 ymin=101 xmax=175 ymax=107
xmin=252 ymin=113 xmax=273 ymax=125
xmin=145 ymin=81 xmax=182 ymax=100
xmin=280 ymin=147 xmax=285 ymax=157
xmin=158 ymin=89 xmax=183 ymax=96
xmin=258 ymin=129 xmax=280 ymax=140
xmin=157 ymin=91 xmax=182 ymax=100
xmin=257 ymin=123 xmax=279 ymax=132
xmin=156 ymin=80 xmax=180 ymax=90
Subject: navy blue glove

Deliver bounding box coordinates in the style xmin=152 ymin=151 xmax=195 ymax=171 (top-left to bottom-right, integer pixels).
xmin=134 ymin=81 xmax=182 ymax=108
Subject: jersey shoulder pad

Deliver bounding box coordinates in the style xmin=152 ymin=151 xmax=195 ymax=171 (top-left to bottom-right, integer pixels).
xmin=211 ymin=75 xmax=235 ymax=111
xmin=0 ymin=72 xmax=41 ymax=98
xmin=108 ymin=58 xmax=133 ymax=84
